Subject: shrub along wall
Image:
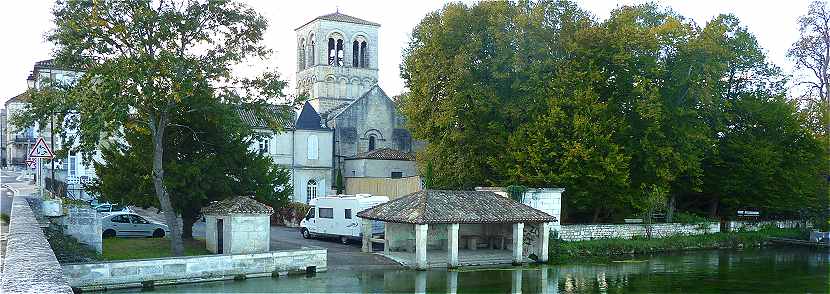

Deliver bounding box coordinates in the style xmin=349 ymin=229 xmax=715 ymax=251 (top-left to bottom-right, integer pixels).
xmin=548 ymin=227 xmax=807 ymax=262
xmin=271 ymin=202 xmax=311 ymax=227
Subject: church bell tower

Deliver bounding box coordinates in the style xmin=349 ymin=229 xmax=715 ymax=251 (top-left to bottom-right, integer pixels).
xmin=295 ymin=12 xmax=380 ymax=115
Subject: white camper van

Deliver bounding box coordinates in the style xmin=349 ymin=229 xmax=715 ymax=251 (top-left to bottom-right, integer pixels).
xmin=300 ymin=194 xmax=389 ymax=244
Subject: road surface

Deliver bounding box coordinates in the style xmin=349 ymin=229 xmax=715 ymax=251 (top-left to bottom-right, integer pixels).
xmin=1 ymin=170 xmax=27 ymax=215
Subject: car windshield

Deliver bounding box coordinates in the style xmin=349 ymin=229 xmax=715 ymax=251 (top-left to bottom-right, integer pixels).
xmin=306 ymin=207 xmax=315 ymax=219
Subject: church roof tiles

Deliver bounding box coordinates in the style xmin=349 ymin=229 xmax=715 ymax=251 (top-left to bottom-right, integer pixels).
xmin=349 ymin=148 xmax=415 ymax=161
xmin=297 ymin=12 xmax=380 ymax=29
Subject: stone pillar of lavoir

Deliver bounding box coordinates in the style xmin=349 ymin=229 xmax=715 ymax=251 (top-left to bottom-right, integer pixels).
xmin=447 ymin=223 xmax=460 ymax=268
xmin=512 ymin=222 xmax=524 ymax=265
xmin=511 ymin=269 xmax=523 ymax=294
xmin=537 ymin=222 xmax=550 ymax=263
xmin=447 ymin=270 xmax=459 ymax=294
xmin=415 ymin=223 xmax=429 ymax=270
xmin=361 ymin=218 xmax=372 ymax=253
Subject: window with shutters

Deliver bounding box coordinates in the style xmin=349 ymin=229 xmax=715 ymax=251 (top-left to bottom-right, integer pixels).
xmin=307 ymin=135 xmax=318 ymax=160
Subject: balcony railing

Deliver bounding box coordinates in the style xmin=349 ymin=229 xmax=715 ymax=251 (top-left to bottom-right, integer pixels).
xmin=13 ymin=136 xmax=37 ymax=143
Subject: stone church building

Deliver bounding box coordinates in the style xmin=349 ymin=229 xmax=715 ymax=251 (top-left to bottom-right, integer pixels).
xmin=248 ymin=12 xmax=416 ymax=204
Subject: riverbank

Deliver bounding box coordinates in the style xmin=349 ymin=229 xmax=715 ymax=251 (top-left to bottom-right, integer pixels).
xmin=548 ymin=227 xmax=808 ymax=263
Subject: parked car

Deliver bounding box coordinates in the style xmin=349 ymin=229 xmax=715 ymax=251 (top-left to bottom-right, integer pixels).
xmin=300 ymin=194 xmax=389 ymax=244
xmin=94 ymin=203 xmax=132 ymax=214
xmin=102 ymin=212 xmax=170 ymax=238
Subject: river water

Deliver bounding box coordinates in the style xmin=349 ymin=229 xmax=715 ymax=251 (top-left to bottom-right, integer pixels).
xmin=124 ymin=247 xmax=827 ymax=293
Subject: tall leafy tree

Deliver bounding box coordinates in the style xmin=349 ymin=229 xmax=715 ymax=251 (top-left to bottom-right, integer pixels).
xmin=88 ymin=97 xmax=293 ymax=239
xmin=17 ymin=0 xmax=286 ymax=255
xmin=789 ymin=0 xmax=830 ymax=228
xmin=402 ymin=0 xmax=823 ymax=222
xmin=400 ymin=0 xmax=590 ymax=189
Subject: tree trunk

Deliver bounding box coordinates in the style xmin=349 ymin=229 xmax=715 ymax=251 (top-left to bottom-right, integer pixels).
xmin=182 ymin=215 xmax=196 ymax=240
xmin=666 ymin=194 xmax=676 ymax=223
xmin=180 ymin=202 xmax=199 ymax=239
xmin=708 ymin=197 xmax=719 ymax=218
xmin=592 ymin=207 xmax=601 ymax=223
xmin=151 ymin=116 xmax=184 ymax=256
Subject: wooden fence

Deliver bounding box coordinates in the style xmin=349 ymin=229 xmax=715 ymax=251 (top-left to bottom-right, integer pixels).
xmin=345 ymin=176 xmax=422 ymax=199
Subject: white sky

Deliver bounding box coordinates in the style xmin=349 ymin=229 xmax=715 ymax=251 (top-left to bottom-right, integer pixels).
xmin=0 ymin=0 xmax=813 ymax=107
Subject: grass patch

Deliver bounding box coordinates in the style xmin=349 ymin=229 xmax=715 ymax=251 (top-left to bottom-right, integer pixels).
xmin=102 ymin=238 xmax=210 ymax=261
xmin=549 ymin=228 xmax=808 ymax=264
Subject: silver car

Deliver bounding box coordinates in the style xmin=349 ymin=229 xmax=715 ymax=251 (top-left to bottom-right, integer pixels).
xmin=102 ymin=212 xmax=170 ymax=238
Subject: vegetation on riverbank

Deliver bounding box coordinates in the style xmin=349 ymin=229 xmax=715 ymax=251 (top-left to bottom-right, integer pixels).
xmin=102 ymin=238 xmax=210 ymax=261
xmin=548 ymin=228 xmax=809 ymax=263
xmin=43 ymin=225 xmax=100 ymax=264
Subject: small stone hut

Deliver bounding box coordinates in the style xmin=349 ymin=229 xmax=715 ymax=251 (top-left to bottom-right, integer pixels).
xmin=202 ymin=196 xmax=274 ymax=255
xmin=357 ymin=190 xmax=556 ymax=269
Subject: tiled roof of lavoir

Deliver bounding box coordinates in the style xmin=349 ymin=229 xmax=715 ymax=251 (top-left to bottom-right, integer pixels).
xmin=201 ymin=196 xmax=274 ymax=215
xmin=236 ymin=104 xmax=295 ymax=130
xmin=297 ymin=12 xmax=380 ymax=29
xmin=348 ymin=148 xmax=415 ymax=161
xmin=357 ymin=190 xmax=557 ymax=224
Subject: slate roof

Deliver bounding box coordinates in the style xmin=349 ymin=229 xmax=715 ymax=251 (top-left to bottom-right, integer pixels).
xmin=201 ymin=196 xmax=274 ymax=215
xmin=296 ymin=101 xmax=328 ymax=130
xmin=297 ymin=12 xmax=380 ymax=30
xmin=357 ymin=190 xmax=557 ymax=224
xmin=348 ymin=148 xmax=415 ymax=161
xmin=236 ymin=104 xmax=295 ymax=130
xmin=5 ymin=92 xmax=29 ymax=107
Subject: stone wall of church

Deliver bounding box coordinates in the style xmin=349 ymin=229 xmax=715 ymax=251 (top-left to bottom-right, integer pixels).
xmin=331 ymin=88 xmax=411 ymax=160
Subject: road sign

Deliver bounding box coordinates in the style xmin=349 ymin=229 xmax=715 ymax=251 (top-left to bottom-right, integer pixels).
xmin=25 ymin=159 xmax=36 ymax=169
xmin=28 ymin=137 xmax=54 ymax=159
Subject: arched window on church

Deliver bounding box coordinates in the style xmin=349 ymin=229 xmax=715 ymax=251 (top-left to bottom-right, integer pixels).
xmin=360 ymin=41 xmax=368 ymax=68
xmin=352 ymin=40 xmax=359 ymax=67
xmin=328 ymin=38 xmax=336 ymax=65
xmin=306 ymin=180 xmax=318 ymax=203
xmin=309 ymin=34 xmax=315 ymax=67
xmin=336 ymin=39 xmax=344 ymax=66
xmin=299 ymin=39 xmax=306 ymax=70
xmin=368 ymin=135 xmax=376 ymax=151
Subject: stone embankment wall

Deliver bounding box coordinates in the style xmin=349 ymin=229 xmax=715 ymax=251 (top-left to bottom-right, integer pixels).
xmin=60 ymin=206 xmax=103 ymax=253
xmin=725 ymin=220 xmax=805 ymax=232
xmin=62 ymin=248 xmax=327 ymax=291
xmin=1 ymin=197 xmax=73 ymax=293
xmin=556 ymin=223 xmax=721 ymax=241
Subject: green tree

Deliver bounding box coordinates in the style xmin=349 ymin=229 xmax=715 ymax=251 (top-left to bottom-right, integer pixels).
xmin=17 ymin=0 xmax=286 ymax=255
xmin=788 ymin=0 xmax=830 ymax=229
xmin=402 ymin=0 xmax=824 ymax=222
xmin=335 ymin=168 xmax=344 ymax=194
xmin=400 ymin=0 xmax=590 ymax=189
xmin=88 ymin=95 xmax=293 ymax=239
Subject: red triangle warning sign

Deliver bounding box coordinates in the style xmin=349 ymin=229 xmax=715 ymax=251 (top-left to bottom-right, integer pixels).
xmin=29 ymin=137 xmax=54 ymax=159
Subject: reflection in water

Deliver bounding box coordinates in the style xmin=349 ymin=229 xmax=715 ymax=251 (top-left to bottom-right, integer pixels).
xmin=121 ymin=247 xmax=827 ymax=293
